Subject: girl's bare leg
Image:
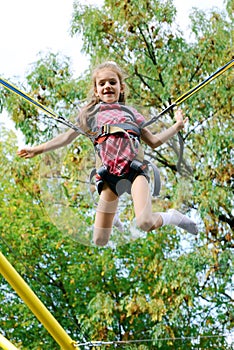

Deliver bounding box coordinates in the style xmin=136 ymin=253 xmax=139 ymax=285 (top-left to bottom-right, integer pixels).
xmin=131 ymin=175 xmax=163 ymax=231
xmin=131 ymin=175 xmax=198 ymax=234
xmin=93 ymin=183 xmax=119 ymax=246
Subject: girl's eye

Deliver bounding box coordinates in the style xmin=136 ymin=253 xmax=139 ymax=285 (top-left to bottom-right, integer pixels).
xmin=98 ymin=80 xmax=117 ymax=86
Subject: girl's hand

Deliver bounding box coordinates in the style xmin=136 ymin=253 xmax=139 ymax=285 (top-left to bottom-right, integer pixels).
xmin=17 ymin=148 xmax=38 ymax=159
xmin=174 ymin=108 xmax=188 ymax=129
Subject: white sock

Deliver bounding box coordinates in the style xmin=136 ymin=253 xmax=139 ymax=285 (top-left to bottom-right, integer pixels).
xmin=159 ymin=209 xmax=198 ymax=235
xmin=113 ymin=212 xmax=124 ymax=232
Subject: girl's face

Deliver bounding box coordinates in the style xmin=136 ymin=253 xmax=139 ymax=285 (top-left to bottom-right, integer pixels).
xmin=94 ymin=69 xmax=125 ymax=103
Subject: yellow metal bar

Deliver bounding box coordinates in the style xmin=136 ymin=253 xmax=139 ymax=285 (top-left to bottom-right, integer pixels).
xmin=0 ymin=334 xmax=19 ymax=350
xmin=0 ymin=252 xmax=78 ymax=350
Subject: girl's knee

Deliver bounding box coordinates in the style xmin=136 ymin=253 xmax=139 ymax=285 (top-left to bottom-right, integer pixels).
xmin=93 ymin=236 xmax=109 ymax=247
xmin=136 ymin=213 xmax=162 ymax=232
xmin=93 ymin=227 xmax=111 ymax=246
xmin=136 ymin=217 xmax=154 ymax=232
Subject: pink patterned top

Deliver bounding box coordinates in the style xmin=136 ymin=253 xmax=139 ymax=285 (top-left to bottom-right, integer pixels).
xmin=80 ymin=103 xmax=146 ymax=176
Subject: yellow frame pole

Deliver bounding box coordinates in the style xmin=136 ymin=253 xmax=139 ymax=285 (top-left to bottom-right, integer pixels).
xmin=0 ymin=252 xmax=78 ymax=350
xmin=0 ymin=334 xmax=19 ymax=350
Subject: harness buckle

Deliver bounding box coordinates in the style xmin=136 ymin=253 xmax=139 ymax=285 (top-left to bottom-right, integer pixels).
xmin=102 ymin=124 xmax=110 ymax=135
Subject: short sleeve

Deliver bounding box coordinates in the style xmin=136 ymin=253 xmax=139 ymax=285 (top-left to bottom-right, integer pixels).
xmin=129 ymin=106 xmax=146 ymax=126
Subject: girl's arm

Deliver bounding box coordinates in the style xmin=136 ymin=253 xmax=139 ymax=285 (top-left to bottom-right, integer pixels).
xmin=141 ymin=109 xmax=188 ymax=149
xmin=17 ymin=128 xmax=79 ymax=159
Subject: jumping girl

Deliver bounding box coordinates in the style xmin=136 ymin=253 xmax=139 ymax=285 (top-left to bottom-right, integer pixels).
xmin=17 ymin=61 xmax=198 ymax=246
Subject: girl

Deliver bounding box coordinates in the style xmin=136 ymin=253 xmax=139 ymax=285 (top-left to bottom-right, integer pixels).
xmin=17 ymin=61 xmax=198 ymax=246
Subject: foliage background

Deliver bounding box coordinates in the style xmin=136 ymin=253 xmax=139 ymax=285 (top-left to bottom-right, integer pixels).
xmin=0 ymin=0 xmax=233 ymax=349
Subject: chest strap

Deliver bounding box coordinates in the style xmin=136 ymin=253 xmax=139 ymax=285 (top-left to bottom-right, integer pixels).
xmin=94 ymin=123 xmax=141 ymax=145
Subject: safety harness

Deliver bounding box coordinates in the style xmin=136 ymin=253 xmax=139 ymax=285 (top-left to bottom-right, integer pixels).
xmin=90 ymin=122 xmax=161 ymax=197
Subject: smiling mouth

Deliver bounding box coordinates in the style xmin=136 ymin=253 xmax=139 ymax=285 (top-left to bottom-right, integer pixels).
xmin=104 ymin=91 xmax=114 ymax=95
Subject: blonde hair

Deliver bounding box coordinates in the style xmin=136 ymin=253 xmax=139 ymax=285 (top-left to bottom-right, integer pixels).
xmin=79 ymin=61 xmax=127 ymax=131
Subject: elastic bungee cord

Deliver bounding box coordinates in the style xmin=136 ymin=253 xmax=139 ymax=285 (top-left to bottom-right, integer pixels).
xmin=0 ymin=59 xmax=233 ymax=132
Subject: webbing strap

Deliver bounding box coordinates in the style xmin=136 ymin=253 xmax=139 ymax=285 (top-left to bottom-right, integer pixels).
xmin=94 ymin=123 xmax=141 ymax=155
xmin=145 ymin=161 xmax=161 ymax=196
xmin=95 ymin=123 xmax=140 ymax=143
xmin=89 ymin=159 xmax=161 ymax=197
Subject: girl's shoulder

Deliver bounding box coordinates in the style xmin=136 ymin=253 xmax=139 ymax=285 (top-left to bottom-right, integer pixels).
xmin=123 ymin=104 xmax=146 ymax=125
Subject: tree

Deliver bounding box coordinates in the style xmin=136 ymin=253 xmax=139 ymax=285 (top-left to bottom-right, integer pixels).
xmin=0 ymin=0 xmax=233 ymax=349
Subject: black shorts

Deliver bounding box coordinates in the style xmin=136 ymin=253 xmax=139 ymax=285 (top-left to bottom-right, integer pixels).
xmin=96 ymin=164 xmax=150 ymax=196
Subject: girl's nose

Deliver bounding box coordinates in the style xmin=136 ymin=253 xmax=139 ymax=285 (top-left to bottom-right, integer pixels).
xmin=104 ymin=82 xmax=111 ymax=88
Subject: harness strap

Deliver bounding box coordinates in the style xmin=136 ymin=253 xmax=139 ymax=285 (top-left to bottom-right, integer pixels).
xmin=94 ymin=123 xmax=140 ymax=147
xmin=130 ymin=159 xmax=161 ymax=196
xmin=90 ymin=122 xmax=161 ymax=197
xmin=102 ymin=123 xmax=140 ymax=135
xmin=145 ymin=161 xmax=161 ymax=196
xmin=89 ymin=160 xmax=161 ymax=198
xmin=89 ymin=168 xmax=99 ymax=204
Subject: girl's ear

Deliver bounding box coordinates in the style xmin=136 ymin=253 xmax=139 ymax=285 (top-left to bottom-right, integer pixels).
xmin=94 ymin=87 xmax=99 ymax=97
xmin=120 ymin=83 xmax=126 ymax=93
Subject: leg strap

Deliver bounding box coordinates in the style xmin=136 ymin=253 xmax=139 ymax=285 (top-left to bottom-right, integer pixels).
xmin=130 ymin=159 xmax=161 ymax=197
